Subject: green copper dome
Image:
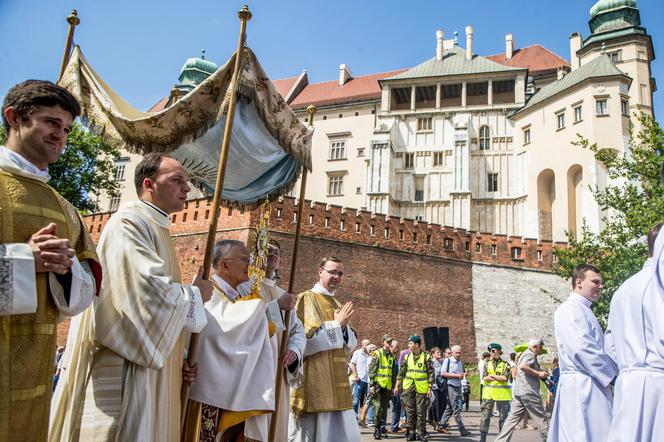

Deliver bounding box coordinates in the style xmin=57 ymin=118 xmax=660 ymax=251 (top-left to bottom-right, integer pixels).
xmin=177 ymin=50 xmax=218 ymax=93
xmin=590 ymin=0 xmax=637 ymax=18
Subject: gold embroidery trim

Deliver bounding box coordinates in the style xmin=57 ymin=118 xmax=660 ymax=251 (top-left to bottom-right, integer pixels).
xmin=12 ymin=385 xmax=46 ymax=401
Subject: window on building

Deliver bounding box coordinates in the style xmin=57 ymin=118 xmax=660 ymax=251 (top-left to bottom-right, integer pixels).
xmin=414 ymin=176 xmax=424 ymax=201
xmin=113 ymin=161 xmax=127 ymax=181
xmin=596 ymin=99 xmax=608 ymax=115
xmin=621 ymin=99 xmax=629 ymax=116
xmin=444 ymin=238 xmax=454 ymax=251
xmin=433 ymin=152 xmax=444 ymax=167
xmin=467 ymin=81 xmax=489 ymax=106
xmin=404 ymin=153 xmax=415 ymax=169
xmin=553 ymin=252 xmax=558 ymax=263
xmin=384 ymin=227 xmax=390 ymax=238
xmin=475 ymin=243 xmax=481 ymax=253
xmin=357 ymin=148 xmax=365 ymax=157
xmin=479 ymin=125 xmax=491 ymax=150
xmin=413 ymin=232 xmax=418 ymax=243
xmin=328 ymin=175 xmax=344 ymax=196
xmin=355 ymin=222 xmax=361 ymax=233
xmin=441 ymin=83 xmax=462 ymax=107
xmin=556 ymin=112 xmax=565 ymax=130
xmin=309 ymin=214 xmax=314 ymax=224
xmin=608 ymin=51 xmax=621 ymax=63
xmin=537 ymin=250 xmax=543 ymax=261
xmin=329 ymin=140 xmax=346 ymax=160
xmin=325 ymin=217 xmax=330 ymax=228
xmin=399 ymin=230 xmax=404 ymax=240
xmin=523 ymin=127 xmax=531 ymax=145
xmin=109 ymin=195 xmax=121 ymax=212
xmin=415 ymin=85 xmax=436 ymax=109
xmin=492 ymin=79 xmax=516 ymax=104
xmin=511 ymin=247 xmax=523 ymax=260
xmin=426 ymin=234 xmax=432 ymax=245
xmin=276 ymin=208 xmax=282 ymax=218
xmin=340 ymin=220 xmax=345 ymax=230
xmin=415 ymin=215 xmax=423 ymax=221
xmin=417 ymin=117 xmax=433 ymax=132
xmin=574 ymin=106 xmax=583 ymax=123
xmin=370 ymin=225 xmax=375 ymax=236
xmin=487 ymin=173 xmax=499 ymax=192
xmin=390 ymin=87 xmax=411 ymax=111
xmin=491 ymin=244 xmax=497 ymax=255
xmin=356 ymin=187 xmax=362 ymax=194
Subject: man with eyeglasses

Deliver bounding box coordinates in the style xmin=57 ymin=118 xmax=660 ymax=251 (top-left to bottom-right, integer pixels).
xmin=183 ymin=239 xmax=294 ymax=441
xmin=289 ymin=256 xmax=360 ymax=441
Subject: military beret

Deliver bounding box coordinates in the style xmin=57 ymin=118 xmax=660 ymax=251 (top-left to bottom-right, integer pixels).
xmin=408 ymin=335 xmax=421 ymax=344
xmin=487 ymin=343 xmax=502 ymax=351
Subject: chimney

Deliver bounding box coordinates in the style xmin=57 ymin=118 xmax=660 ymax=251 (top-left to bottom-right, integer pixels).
xmin=338 ymin=64 xmax=353 ymax=86
xmin=569 ymin=32 xmax=582 ymax=70
xmin=557 ymin=66 xmax=567 ymax=80
xmin=505 ymin=33 xmax=515 ymax=60
xmin=465 ymin=26 xmax=474 ymax=61
xmin=436 ymin=30 xmax=445 ymax=61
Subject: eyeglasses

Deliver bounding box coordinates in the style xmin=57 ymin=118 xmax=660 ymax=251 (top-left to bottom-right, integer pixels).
xmin=321 ymin=268 xmax=345 ymax=277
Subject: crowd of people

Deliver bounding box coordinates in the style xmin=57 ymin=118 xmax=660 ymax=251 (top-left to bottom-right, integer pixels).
xmin=1 ymin=78 xmax=663 ymax=442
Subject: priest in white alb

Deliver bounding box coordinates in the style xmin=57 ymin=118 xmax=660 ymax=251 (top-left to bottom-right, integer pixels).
xmin=548 ymin=264 xmax=618 ymax=442
xmin=289 ymin=256 xmax=361 ymax=442
xmin=183 ymin=239 xmax=297 ymax=441
xmin=605 ymin=223 xmax=664 ymax=442
xmin=49 ymin=154 xmax=210 ymax=442
xmin=242 ymin=240 xmax=306 ymax=442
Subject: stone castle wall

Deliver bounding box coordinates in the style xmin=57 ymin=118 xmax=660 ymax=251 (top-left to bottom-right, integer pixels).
xmin=75 ymin=196 xmax=567 ymax=362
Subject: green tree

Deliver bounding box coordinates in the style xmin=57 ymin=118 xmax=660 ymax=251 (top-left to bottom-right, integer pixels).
xmin=0 ymin=122 xmax=121 ymax=213
xmin=553 ymin=113 xmax=664 ymax=325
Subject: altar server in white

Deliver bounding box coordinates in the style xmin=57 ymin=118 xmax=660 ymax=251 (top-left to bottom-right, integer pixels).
xmin=606 ymin=223 xmax=664 ymax=442
xmin=549 ymin=264 xmax=618 ymax=442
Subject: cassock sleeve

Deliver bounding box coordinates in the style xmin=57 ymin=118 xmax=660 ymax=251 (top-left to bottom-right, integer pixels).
xmin=560 ymin=304 xmax=618 ymax=387
xmin=0 ymin=243 xmax=37 ymax=315
xmin=93 ymin=214 xmax=192 ymax=369
xmin=303 ymin=320 xmax=345 ymax=357
xmin=286 ymin=311 xmax=306 ymax=385
xmin=48 ymin=257 xmax=96 ymax=319
xmin=266 ymin=299 xmax=286 ymax=333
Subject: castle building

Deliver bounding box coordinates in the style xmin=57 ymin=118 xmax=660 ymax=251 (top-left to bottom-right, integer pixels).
xmin=99 ymin=0 xmax=655 ymax=244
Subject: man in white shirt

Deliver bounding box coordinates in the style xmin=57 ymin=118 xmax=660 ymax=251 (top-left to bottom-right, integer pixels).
xmin=350 ymin=339 xmax=371 ymax=418
xmin=548 ymin=264 xmax=618 ymax=442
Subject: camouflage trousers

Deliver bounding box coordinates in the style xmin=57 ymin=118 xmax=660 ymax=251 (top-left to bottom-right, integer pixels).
xmin=402 ymin=388 xmax=429 ymax=434
xmin=373 ymin=386 xmax=392 ymax=429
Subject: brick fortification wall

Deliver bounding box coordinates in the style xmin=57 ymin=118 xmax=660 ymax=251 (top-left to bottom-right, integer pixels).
xmin=79 ymin=196 xmax=566 ymax=362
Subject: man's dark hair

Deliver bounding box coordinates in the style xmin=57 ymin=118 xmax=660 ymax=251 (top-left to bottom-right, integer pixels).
xmin=2 ymin=80 xmax=81 ymax=132
xmin=647 ymin=223 xmax=663 ymax=257
xmin=319 ymin=256 xmax=342 ymax=269
xmin=134 ymin=153 xmax=170 ymax=197
xmin=482 ymin=352 xmax=490 ymax=359
xmin=571 ymin=263 xmax=601 ymax=288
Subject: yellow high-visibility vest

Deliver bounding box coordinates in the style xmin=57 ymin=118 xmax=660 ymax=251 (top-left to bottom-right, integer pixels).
xmin=373 ymin=348 xmax=395 ymax=389
xmin=482 ymin=359 xmax=512 ymax=401
xmin=403 ymin=351 xmax=430 ymax=394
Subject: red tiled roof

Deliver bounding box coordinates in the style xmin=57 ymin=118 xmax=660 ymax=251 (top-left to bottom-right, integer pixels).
xmin=271 ymin=76 xmax=299 ymax=99
xmin=289 ymin=69 xmax=408 ymax=110
xmin=486 ymin=45 xmax=569 ymax=75
xmin=147 ymin=97 xmax=169 ymax=113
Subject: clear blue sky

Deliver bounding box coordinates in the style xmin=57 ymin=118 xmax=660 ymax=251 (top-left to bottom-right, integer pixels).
xmin=0 ymin=0 xmax=661 ymax=117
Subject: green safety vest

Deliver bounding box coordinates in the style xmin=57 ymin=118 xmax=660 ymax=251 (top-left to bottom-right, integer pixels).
xmin=373 ymin=348 xmax=395 ymax=389
xmin=482 ymin=359 xmax=512 ymax=401
xmin=403 ymin=351 xmax=430 ymax=394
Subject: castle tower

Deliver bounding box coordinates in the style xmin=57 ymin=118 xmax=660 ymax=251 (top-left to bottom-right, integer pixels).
xmin=575 ymin=0 xmax=656 ymax=116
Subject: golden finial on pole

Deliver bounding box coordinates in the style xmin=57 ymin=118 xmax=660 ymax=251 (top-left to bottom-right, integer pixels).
xmin=170 ymin=86 xmax=180 ymax=106
xmin=58 ymin=9 xmax=80 ymax=82
xmin=238 ymin=4 xmax=252 ymax=21
xmin=306 ymin=105 xmax=317 ymax=127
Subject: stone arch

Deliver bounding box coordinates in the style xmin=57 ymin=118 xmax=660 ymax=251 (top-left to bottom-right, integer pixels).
xmin=567 ymin=165 xmax=583 ymax=238
xmin=537 ymin=169 xmax=556 ymax=240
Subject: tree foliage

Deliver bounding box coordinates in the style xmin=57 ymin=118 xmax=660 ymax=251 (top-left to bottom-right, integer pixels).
xmin=553 ymin=113 xmax=664 ymax=324
xmin=0 ymin=123 xmax=121 ymax=213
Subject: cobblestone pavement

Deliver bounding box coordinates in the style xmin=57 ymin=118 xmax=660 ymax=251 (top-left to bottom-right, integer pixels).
xmin=359 ymin=402 xmax=544 ymax=442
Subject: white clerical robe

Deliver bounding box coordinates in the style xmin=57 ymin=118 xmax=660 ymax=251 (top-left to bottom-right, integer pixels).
xmin=288 ymin=283 xmax=360 ymax=442
xmin=548 ymin=292 xmax=618 ymax=442
xmin=0 ymin=147 xmax=96 ymax=318
xmin=188 ymin=274 xmax=280 ymax=416
xmin=49 ymin=201 xmax=206 ymax=442
xmin=606 ymin=241 xmax=664 ymax=441
xmin=241 ymin=277 xmax=306 ymax=442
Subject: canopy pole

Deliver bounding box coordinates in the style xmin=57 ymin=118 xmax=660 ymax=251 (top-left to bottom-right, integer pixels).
xmin=268 ymin=105 xmax=316 ymax=442
xmin=180 ymin=5 xmax=252 ymax=435
xmin=58 ymin=10 xmax=80 ymax=82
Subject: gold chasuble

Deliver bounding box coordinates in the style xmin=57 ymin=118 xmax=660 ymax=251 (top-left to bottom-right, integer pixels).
xmin=290 ymin=291 xmax=353 ymax=414
xmin=0 ymin=169 xmax=98 ymax=442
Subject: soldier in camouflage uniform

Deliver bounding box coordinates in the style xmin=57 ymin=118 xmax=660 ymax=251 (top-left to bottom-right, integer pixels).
xmin=368 ymin=334 xmax=397 ymax=440
xmin=394 ymin=335 xmax=434 ymax=441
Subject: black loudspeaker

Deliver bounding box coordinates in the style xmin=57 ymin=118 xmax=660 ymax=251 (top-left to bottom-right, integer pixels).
xmin=422 ymin=326 xmax=450 ymax=351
